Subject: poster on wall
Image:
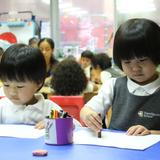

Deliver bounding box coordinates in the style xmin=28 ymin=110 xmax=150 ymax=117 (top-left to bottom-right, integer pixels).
xmin=0 ymin=21 xmax=35 ymax=50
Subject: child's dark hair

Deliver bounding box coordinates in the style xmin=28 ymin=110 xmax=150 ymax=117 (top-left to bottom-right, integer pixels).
xmin=0 ymin=47 xmax=4 ymax=56
xmin=92 ymin=53 xmax=112 ymax=70
xmin=81 ymin=50 xmax=94 ymax=60
xmin=0 ymin=44 xmax=46 ymax=86
xmin=28 ymin=37 xmax=39 ymax=46
xmin=51 ymin=59 xmax=87 ymax=95
xmin=113 ymin=18 xmax=160 ymax=70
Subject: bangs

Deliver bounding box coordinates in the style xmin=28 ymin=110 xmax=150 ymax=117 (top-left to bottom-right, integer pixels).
xmin=115 ymin=35 xmax=150 ymax=60
xmin=0 ymin=45 xmax=46 ymax=84
xmin=0 ymin=62 xmax=31 ymax=82
xmin=113 ymin=18 xmax=160 ymax=70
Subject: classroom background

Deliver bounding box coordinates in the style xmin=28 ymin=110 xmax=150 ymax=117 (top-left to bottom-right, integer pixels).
xmin=0 ymin=1 xmax=160 ymax=160
xmin=0 ymin=0 xmax=160 ymax=59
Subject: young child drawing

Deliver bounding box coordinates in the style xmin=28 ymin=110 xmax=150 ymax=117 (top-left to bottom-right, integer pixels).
xmin=80 ymin=18 xmax=160 ymax=136
xmin=0 ymin=44 xmax=61 ymax=129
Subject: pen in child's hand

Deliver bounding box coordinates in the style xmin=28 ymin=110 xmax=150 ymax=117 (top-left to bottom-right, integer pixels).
xmin=98 ymin=130 xmax=101 ymax=138
xmin=97 ymin=113 xmax=102 ymax=138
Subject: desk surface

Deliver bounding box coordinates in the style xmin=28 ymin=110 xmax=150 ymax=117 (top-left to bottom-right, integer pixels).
xmin=0 ymin=135 xmax=159 ymax=160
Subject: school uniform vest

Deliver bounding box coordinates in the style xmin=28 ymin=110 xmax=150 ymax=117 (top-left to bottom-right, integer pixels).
xmin=109 ymin=76 xmax=160 ymax=131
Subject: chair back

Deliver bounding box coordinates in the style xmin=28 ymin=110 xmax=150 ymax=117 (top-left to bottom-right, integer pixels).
xmin=49 ymin=95 xmax=84 ymax=123
xmin=0 ymin=96 xmax=5 ymax=99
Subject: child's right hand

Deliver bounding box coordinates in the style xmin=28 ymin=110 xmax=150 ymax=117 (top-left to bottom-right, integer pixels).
xmin=35 ymin=121 xmax=45 ymax=129
xmin=80 ymin=107 xmax=102 ymax=132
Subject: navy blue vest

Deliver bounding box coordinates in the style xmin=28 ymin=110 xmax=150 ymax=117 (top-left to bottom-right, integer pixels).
xmin=109 ymin=76 xmax=160 ymax=131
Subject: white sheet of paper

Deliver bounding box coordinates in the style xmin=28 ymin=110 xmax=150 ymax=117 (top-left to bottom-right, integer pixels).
xmin=73 ymin=128 xmax=160 ymax=150
xmin=0 ymin=124 xmax=45 ymax=138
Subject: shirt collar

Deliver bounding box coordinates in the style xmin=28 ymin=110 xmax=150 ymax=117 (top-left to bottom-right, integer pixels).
xmin=127 ymin=75 xmax=160 ymax=95
xmin=11 ymin=93 xmax=44 ymax=112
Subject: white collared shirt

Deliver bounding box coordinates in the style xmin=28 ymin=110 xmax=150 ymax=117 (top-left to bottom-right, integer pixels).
xmin=84 ymin=65 xmax=92 ymax=79
xmin=127 ymin=76 xmax=160 ymax=96
xmin=0 ymin=93 xmax=61 ymax=124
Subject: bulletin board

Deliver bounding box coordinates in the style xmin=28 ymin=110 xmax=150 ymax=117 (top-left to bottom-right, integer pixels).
xmin=0 ymin=21 xmax=35 ymax=46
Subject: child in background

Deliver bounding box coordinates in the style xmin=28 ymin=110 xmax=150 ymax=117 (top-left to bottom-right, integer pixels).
xmin=0 ymin=47 xmax=4 ymax=60
xmin=0 ymin=47 xmax=5 ymax=96
xmin=80 ymin=18 xmax=160 ymax=136
xmin=80 ymin=50 xmax=94 ymax=80
xmin=91 ymin=53 xmax=122 ymax=85
xmin=91 ymin=53 xmax=112 ymax=84
xmin=80 ymin=50 xmax=99 ymax=92
xmin=0 ymin=44 xmax=61 ymax=129
xmin=28 ymin=37 xmax=39 ymax=48
xmin=51 ymin=58 xmax=87 ymax=95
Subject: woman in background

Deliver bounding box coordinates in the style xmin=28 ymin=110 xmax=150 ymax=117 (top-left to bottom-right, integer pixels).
xmin=38 ymin=38 xmax=58 ymax=87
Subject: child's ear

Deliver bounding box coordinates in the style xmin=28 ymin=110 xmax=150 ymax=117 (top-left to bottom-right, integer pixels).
xmin=36 ymin=82 xmax=44 ymax=92
xmin=38 ymin=82 xmax=43 ymax=88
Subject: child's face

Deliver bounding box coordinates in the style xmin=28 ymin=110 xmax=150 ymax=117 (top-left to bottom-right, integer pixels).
xmin=39 ymin=41 xmax=53 ymax=67
xmin=91 ymin=68 xmax=101 ymax=84
xmin=121 ymin=57 xmax=158 ymax=85
xmin=80 ymin=57 xmax=91 ymax=68
xmin=2 ymin=80 xmax=42 ymax=105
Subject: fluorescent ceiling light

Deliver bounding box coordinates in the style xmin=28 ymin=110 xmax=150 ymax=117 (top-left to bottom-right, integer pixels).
xmin=117 ymin=0 xmax=156 ymax=13
xmin=59 ymin=3 xmax=72 ymax=9
xmin=41 ymin=0 xmax=50 ymax=5
xmin=68 ymin=10 xmax=88 ymax=16
xmin=62 ymin=7 xmax=82 ymax=13
xmin=61 ymin=7 xmax=88 ymax=16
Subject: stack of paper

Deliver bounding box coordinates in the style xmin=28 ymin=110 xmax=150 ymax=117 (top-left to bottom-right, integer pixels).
xmin=0 ymin=124 xmax=44 ymax=138
xmin=73 ymin=128 xmax=160 ymax=150
xmin=1 ymin=125 xmax=160 ymax=150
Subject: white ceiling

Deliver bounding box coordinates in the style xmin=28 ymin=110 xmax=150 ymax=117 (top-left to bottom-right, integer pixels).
xmin=0 ymin=0 xmax=160 ymax=24
xmin=0 ymin=0 xmax=50 ymax=21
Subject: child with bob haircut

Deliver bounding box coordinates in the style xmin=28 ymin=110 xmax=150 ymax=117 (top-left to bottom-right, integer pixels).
xmin=80 ymin=18 xmax=160 ymax=136
xmin=0 ymin=44 xmax=61 ymax=129
xmin=91 ymin=53 xmax=112 ymax=84
xmin=80 ymin=50 xmax=94 ymax=80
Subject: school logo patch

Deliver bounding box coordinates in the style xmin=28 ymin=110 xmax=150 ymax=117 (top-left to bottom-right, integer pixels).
xmin=138 ymin=111 xmax=160 ymax=118
xmin=138 ymin=111 xmax=144 ymax=117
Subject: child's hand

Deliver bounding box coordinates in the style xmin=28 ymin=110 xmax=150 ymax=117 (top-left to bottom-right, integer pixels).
xmin=35 ymin=121 xmax=45 ymax=130
xmin=126 ymin=125 xmax=151 ymax=136
xmin=80 ymin=107 xmax=102 ymax=132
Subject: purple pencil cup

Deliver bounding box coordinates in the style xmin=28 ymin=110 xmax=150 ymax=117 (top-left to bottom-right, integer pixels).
xmin=45 ymin=117 xmax=73 ymax=145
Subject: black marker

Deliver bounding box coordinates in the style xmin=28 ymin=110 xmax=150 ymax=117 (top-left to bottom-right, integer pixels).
xmin=98 ymin=130 xmax=101 ymax=138
xmin=98 ymin=113 xmax=102 ymax=138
